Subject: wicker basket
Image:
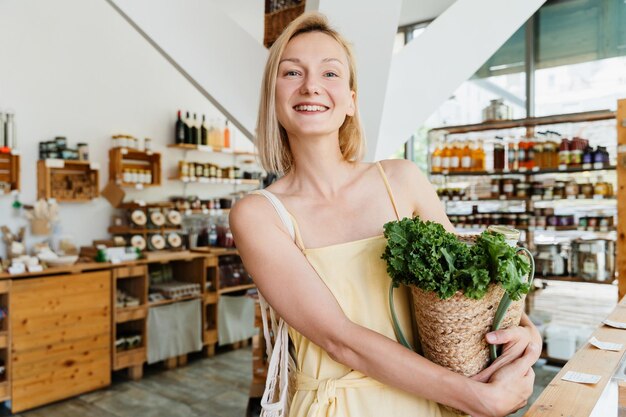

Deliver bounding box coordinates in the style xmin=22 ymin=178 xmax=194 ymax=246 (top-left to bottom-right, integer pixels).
xmin=264 ymin=2 xmax=306 ymax=48
xmin=411 ymin=284 xmax=526 ymax=377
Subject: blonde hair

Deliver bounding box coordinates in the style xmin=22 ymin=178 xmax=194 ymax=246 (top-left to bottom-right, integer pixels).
xmin=256 ymin=12 xmax=365 ymax=175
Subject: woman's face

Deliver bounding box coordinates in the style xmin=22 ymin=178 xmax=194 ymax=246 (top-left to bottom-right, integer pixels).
xmin=275 ymin=31 xmax=355 ymax=140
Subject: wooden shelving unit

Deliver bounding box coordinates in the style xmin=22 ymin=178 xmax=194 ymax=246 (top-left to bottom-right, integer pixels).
xmin=0 ymin=152 xmax=20 ymax=194
xmin=431 ymin=164 xmax=616 ymax=177
xmin=111 ymin=265 xmax=148 ymax=380
xmin=109 ymin=148 xmax=161 ymax=188
xmin=169 ymin=175 xmax=260 ymax=186
xmin=167 ymin=143 xmax=258 ymax=157
xmin=219 ymin=284 xmax=255 ymax=295
xmin=429 ymin=109 xmax=616 ymax=134
xmin=536 ymin=275 xmax=616 ymax=285
xmin=617 ymin=98 xmax=626 ymax=299
xmin=0 ymin=280 xmax=10 ymax=402
xmin=37 ymin=159 xmax=99 ymax=202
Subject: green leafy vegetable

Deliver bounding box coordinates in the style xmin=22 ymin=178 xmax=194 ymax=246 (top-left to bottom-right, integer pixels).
xmin=382 ymin=217 xmax=530 ymax=301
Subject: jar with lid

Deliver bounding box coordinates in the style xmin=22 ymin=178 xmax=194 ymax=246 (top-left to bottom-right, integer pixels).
xmin=502 ymin=179 xmax=515 ymax=198
xmin=491 ymin=179 xmax=501 ymax=198
xmin=493 ymin=137 xmax=506 ymax=171
xmin=77 ymin=143 xmax=89 ymax=161
xmin=504 ymin=214 xmax=517 ymax=227
xmin=515 ymin=182 xmax=530 ymax=198
xmin=180 ymin=161 xmax=189 ymax=177
xmin=594 ymin=177 xmax=610 ymax=197
xmin=530 ymin=181 xmax=543 ymax=198
xmin=144 ymin=138 xmax=152 ymax=152
xmin=145 ymin=170 xmax=153 ymax=184
xmin=565 ymin=179 xmax=579 ymax=198
xmin=559 ymin=138 xmax=570 ymax=166
xmin=553 ymin=182 xmax=565 ymax=199
xmin=543 ymin=185 xmax=554 ymax=200
xmin=458 ymin=215 xmax=467 ymax=227
xmin=195 ymin=163 xmax=203 ymax=178
xmin=491 ymin=213 xmax=502 ymax=225
xmin=518 ymin=213 xmax=530 ymax=228
xmin=123 ymin=169 xmax=132 ymax=183
xmin=536 ymin=215 xmax=547 ymax=228
xmin=547 ymin=215 xmax=558 ymax=227
xmin=579 ymin=180 xmax=595 ymax=198
xmin=483 ymin=213 xmax=492 ymax=226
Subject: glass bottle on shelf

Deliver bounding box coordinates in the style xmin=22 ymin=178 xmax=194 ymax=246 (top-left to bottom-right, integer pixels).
xmin=461 ymin=141 xmax=472 ymax=171
xmin=533 ymin=133 xmax=544 ymax=169
xmin=431 ymin=140 xmax=442 ymax=173
xmin=201 ymin=115 xmax=208 ymax=146
xmin=526 ymin=136 xmax=535 ymax=170
xmin=184 ymin=111 xmax=193 ymax=144
xmin=449 ymin=141 xmax=461 ymax=172
xmin=559 ymin=138 xmax=570 ymax=167
xmin=472 ymin=139 xmax=486 ymax=172
xmin=441 ymin=142 xmax=452 ymax=172
xmin=507 ymin=137 xmax=518 ymax=171
xmin=223 ymin=120 xmax=230 ymax=149
xmin=594 ymin=176 xmax=610 ymax=198
xmin=517 ymin=138 xmax=527 ymax=170
xmin=175 ymin=110 xmax=185 ymax=144
xmin=493 ymin=137 xmax=505 ymax=172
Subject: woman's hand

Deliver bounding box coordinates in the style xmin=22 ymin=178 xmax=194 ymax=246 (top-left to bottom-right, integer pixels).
xmin=472 ymin=314 xmax=542 ymax=383
xmin=468 ymin=343 xmax=538 ymax=417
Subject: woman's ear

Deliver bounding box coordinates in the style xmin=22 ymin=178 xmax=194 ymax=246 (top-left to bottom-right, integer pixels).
xmin=347 ymin=91 xmax=356 ymax=117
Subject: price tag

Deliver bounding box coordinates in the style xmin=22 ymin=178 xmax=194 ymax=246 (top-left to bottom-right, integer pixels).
xmin=27 ymin=264 xmax=44 ymax=273
xmin=198 ymin=145 xmax=213 ymax=152
xmin=558 ymin=164 xmax=567 ymax=171
xmin=589 ymin=336 xmax=623 ymax=351
xmin=8 ymin=264 xmax=26 ymax=275
xmin=111 ymin=257 xmax=121 ymax=264
xmin=604 ymin=319 xmax=626 ymax=329
xmin=519 ymin=167 xmax=527 ymax=173
xmin=593 ymin=162 xmax=604 ymax=170
xmin=135 ymin=183 xmax=144 ymax=190
xmin=561 ymin=371 xmax=601 ymax=385
xmin=600 ymin=226 xmax=609 ymax=232
xmin=582 ymin=163 xmax=592 ymax=170
xmin=89 ymin=162 xmax=100 ymax=170
xmin=136 ymin=200 xmax=146 ymax=207
xmin=486 ymin=169 xmax=495 ymax=174
xmin=121 ymin=148 xmax=128 ymax=155
xmin=45 ymin=159 xmax=65 ymax=168
xmin=532 ymin=166 xmax=540 ymax=172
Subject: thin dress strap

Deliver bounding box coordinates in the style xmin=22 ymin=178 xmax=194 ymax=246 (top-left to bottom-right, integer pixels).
xmin=249 ymin=190 xmax=306 ymax=251
xmin=375 ymin=161 xmax=401 ymax=221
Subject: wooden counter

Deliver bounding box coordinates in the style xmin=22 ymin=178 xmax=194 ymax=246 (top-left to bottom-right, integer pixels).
xmin=525 ymin=295 xmax=626 ymax=416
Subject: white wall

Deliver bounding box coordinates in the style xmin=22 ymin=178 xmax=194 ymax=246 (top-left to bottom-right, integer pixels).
xmin=0 ymin=0 xmax=257 ymax=255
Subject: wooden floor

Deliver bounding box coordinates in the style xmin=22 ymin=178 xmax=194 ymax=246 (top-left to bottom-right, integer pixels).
xmin=0 ymin=347 xmax=558 ymax=417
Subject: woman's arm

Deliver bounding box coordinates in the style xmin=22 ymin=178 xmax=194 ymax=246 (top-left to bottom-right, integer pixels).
xmin=230 ymin=194 xmax=536 ymax=417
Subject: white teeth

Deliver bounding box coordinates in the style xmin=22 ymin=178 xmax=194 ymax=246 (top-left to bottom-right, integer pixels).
xmin=294 ymin=105 xmax=327 ymax=112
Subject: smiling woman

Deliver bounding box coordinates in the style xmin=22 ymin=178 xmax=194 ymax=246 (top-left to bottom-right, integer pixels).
xmin=230 ymin=11 xmax=541 ymax=417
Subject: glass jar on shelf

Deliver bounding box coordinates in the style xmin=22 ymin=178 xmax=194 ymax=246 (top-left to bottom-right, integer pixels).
xmin=565 ymin=179 xmax=579 ymax=198
xmin=580 ymin=180 xmax=594 ymax=199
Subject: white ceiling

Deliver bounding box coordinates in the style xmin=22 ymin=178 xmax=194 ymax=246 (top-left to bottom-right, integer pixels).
xmin=398 ymin=0 xmax=457 ymax=26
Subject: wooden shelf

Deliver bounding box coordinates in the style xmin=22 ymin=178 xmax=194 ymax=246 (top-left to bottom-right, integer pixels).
xmin=109 ymin=148 xmax=161 ymax=188
xmin=113 ymin=347 xmax=146 ymax=371
xmin=115 ymin=306 xmax=148 ymax=323
xmin=219 ymin=283 xmax=255 ymax=294
xmin=0 ymin=380 xmax=9 ymax=402
xmin=431 ymin=164 xmax=616 ymax=177
xmin=429 ymin=109 xmax=615 ymax=134
xmin=203 ymin=329 xmax=218 ymax=345
xmin=536 ymin=275 xmax=616 ymax=285
xmin=148 ymin=294 xmax=201 ymax=308
xmin=37 ymin=159 xmax=100 ymax=202
xmin=169 ymin=176 xmax=260 ymax=186
xmin=167 ymin=143 xmax=258 ymax=156
xmin=0 ymin=152 xmax=20 ymax=193
xmin=444 ymin=196 xmax=616 ymax=203
xmin=192 ymin=246 xmax=239 ymax=256
xmin=108 ymin=226 xmax=181 ymax=234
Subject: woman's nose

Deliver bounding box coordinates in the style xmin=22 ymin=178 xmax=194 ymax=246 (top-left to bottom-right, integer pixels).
xmin=299 ymin=76 xmax=320 ymax=95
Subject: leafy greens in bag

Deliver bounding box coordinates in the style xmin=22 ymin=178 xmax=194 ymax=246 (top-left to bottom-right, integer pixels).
xmin=382 ymin=217 xmax=531 ymax=301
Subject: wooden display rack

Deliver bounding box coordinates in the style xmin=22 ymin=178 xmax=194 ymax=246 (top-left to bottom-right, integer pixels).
xmin=0 ymin=280 xmax=10 ymax=402
xmin=37 ymin=159 xmax=99 ymax=202
xmin=111 ymin=265 xmax=148 ymax=380
xmin=109 ymin=148 xmax=161 ymax=188
xmin=0 ymin=152 xmax=20 ymax=194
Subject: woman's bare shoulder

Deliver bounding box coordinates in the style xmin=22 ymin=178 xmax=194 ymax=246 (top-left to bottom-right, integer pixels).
xmin=378 ymin=159 xmax=424 ymax=187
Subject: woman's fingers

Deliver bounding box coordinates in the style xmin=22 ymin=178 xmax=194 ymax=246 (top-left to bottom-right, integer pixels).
xmin=486 ymin=326 xmax=524 ymax=345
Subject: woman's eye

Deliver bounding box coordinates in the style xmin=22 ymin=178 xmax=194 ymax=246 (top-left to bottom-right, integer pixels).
xmin=324 ymin=72 xmax=338 ymax=78
xmin=285 ymin=70 xmax=300 ymax=76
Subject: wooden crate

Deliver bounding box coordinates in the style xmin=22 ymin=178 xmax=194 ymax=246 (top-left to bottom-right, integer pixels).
xmin=109 ymin=148 xmax=161 ymax=188
xmin=37 ymin=159 xmax=99 ymax=202
xmin=112 ymin=265 xmax=148 ymax=379
xmin=10 ymin=271 xmax=111 ymax=413
xmin=0 ymin=152 xmax=19 ymax=193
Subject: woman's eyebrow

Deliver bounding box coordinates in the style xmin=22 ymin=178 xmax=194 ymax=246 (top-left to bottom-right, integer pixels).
xmin=278 ymin=57 xmax=343 ymax=64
